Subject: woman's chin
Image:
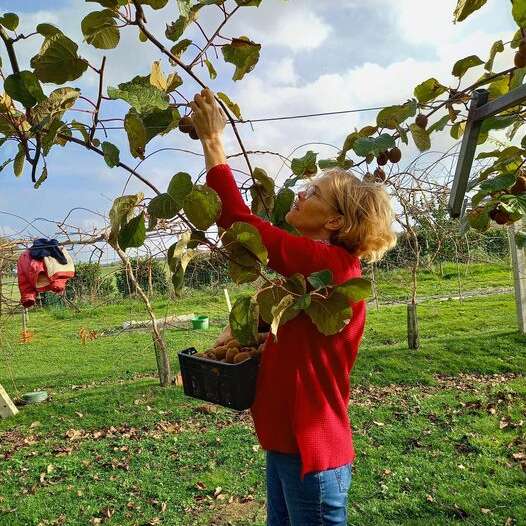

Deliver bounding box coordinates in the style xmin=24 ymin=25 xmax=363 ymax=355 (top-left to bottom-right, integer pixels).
xmin=285 ymin=210 xmax=296 ymax=227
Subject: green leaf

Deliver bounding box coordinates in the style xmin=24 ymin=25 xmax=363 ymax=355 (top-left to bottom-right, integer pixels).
xmin=108 ymin=193 xmax=143 ymax=247
xmin=510 ymin=67 xmax=526 ymax=91
xmin=118 ymin=212 xmax=146 ymax=250
xmin=479 ymin=172 xmax=516 ymax=192
xmin=235 ymin=0 xmax=262 ymax=5
xmin=334 ymin=277 xmax=371 ymax=302
xmin=140 ymin=0 xmax=169 ymax=8
xmin=70 ymin=120 xmax=90 ymax=142
xmin=166 ymin=72 xmax=183 ymax=92
xmin=257 ymin=285 xmax=300 ymax=326
xmin=42 ymin=119 xmax=66 ymax=155
xmin=428 ymin=115 xmax=450 ymax=134
xmin=183 ymin=185 xmax=222 ymax=230
xmin=102 ymin=141 xmax=120 ymax=167
xmin=307 ymin=269 xmax=333 ymax=290
xmin=4 ymin=71 xmax=46 ymax=108
xmin=165 ymin=12 xmax=197 ymax=42
xmin=31 ymin=87 xmax=81 ymax=126
xmin=108 ymin=75 xmax=169 ymax=114
xmin=467 ymin=207 xmax=490 ymax=231
xmin=250 ymin=167 xmax=275 ymax=217
xmin=290 ymin=150 xmax=318 ymax=177
xmin=167 ymin=231 xmax=195 ymax=273
xmin=229 ymin=259 xmax=259 ymax=284
xmin=271 ymin=188 xmax=294 ymax=226
xmin=376 ymin=100 xmax=417 ymax=129
xmin=223 ymin=221 xmax=268 ymax=265
xmin=204 ymin=59 xmax=217 ymax=80
xmin=82 ymin=9 xmax=120 ymax=49
xmin=414 ymin=78 xmax=448 ymax=104
xmin=124 ymin=110 xmax=147 ymax=159
xmin=453 ymin=0 xmax=488 ymax=22
xmin=142 ymin=108 xmax=175 ymax=142
xmin=410 ymin=123 xmax=431 ymax=152
xmin=13 ymin=144 xmax=25 ymax=177
xmin=167 ymin=172 xmax=193 ymax=205
xmin=222 ymin=37 xmax=261 ymax=81
xmin=450 ymin=122 xmax=465 ymax=140
xmin=452 ymin=55 xmax=484 ymax=78
xmin=318 ymin=158 xmax=353 ymax=170
xmin=229 ymin=295 xmax=259 ymax=346
xmin=480 ymin=115 xmax=515 ymax=134
xmin=353 ymin=134 xmax=395 ymax=157
xmin=305 ymin=290 xmax=352 ymax=336
xmin=512 ymin=0 xmax=526 ymax=27
xmin=34 ymin=166 xmax=48 ymax=189
xmin=485 ymin=40 xmax=504 ymax=72
xmin=170 ymin=39 xmax=192 ymax=59
xmin=147 ymin=193 xmax=179 ymax=220
xmin=270 ymin=294 xmax=295 ymax=339
xmin=0 ymin=13 xmax=19 ymax=31
xmin=488 ymin=77 xmax=509 ymax=99
xmin=30 ymin=30 xmax=88 ymax=84
xmin=177 ymin=0 xmax=192 ymax=16
xmin=217 ymin=92 xmax=242 ymax=119
xmin=515 ymin=231 xmax=526 ymax=249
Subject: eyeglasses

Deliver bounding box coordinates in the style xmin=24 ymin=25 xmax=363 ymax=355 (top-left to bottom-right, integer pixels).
xmin=302 ymin=183 xmax=343 ymax=214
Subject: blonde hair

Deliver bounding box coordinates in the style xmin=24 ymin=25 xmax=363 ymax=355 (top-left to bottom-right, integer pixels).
xmin=321 ymin=168 xmax=397 ymax=263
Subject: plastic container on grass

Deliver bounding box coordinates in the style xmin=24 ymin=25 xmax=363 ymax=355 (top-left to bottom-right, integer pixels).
xmin=177 ymin=347 xmax=259 ymax=410
xmin=191 ymin=315 xmax=209 ymax=330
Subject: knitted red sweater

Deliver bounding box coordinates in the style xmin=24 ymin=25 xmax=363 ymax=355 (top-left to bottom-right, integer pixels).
xmin=207 ymin=164 xmax=366 ymax=480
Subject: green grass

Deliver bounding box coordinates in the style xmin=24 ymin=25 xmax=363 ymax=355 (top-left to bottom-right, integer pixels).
xmin=0 ymin=272 xmax=524 ymax=525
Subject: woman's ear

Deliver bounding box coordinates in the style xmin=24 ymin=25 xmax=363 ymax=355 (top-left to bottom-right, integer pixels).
xmin=325 ymin=214 xmax=345 ymax=232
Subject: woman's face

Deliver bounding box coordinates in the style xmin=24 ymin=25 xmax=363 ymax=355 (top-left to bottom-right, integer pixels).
xmin=285 ymin=176 xmax=341 ymax=238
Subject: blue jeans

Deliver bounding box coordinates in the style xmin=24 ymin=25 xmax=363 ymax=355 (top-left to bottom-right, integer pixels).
xmin=266 ymin=450 xmax=352 ymax=526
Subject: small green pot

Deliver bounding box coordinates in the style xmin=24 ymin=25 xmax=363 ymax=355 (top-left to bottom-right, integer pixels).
xmin=22 ymin=391 xmax=48 ymax=404
xmin=191 ymin=315 xmax=209 ymax=330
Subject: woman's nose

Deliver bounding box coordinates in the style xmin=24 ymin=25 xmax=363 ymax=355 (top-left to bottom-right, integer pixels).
xmin=297 ymin=190 xmax=306 ymax=200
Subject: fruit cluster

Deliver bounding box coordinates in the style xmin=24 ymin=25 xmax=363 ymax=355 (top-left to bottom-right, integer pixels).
xmin=178 ymin=115 xmax=199 ymax=140
xmin=194 ymin=332 xmax=268 ymax=364
xmin=364 ymin=147 xmax=402 ymax=183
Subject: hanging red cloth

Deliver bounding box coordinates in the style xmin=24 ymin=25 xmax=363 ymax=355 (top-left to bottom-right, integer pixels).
xmin=17 ymin=248 xmax=75 ymax=308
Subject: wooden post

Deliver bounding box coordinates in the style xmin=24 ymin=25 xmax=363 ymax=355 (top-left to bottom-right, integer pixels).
xmin=0 ymin=384 xmax=18 ymax=418
xmin=407 ymin=303 xmax=419 ymax=350
xmin=509 ymin=221 xmax=526 ymax=335
xmin=223 ymin=288 xmax=232 ymax=313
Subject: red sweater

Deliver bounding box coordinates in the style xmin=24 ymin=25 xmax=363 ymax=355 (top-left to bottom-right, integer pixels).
xmin=207 ymin=164 xmax=366 ymax=480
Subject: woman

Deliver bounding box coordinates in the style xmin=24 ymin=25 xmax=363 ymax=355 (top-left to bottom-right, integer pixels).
xmin=190 ymin=88 xmax=397 ymax=526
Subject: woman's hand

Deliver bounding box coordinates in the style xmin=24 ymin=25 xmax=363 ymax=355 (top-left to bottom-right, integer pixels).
xmin=190 ymin=88 xmax=227 ymax=143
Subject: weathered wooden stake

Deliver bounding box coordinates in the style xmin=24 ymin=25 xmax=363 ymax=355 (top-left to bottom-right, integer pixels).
xmin=0 ymin=384 xmax=18 ymax=418
xmin=223 ymin=288 xmax=232 ymax=313
xmin=407 ymin=303 xmax=419 ymax=350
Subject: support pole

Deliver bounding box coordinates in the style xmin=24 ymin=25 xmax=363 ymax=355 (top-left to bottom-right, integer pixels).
xmin=223 ymin=288 xmax=232 ymax=313
xmin=509 ymin=221 xmax=526 ymax=335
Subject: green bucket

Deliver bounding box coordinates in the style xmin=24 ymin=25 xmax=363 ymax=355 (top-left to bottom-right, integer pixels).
xmin=22 ymin=391 xmax=48 ymax=404
xmin=192 ymin=315 xmax=209 ymax=330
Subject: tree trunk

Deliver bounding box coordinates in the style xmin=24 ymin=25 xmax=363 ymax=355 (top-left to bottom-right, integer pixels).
xmin=407 ymin=302 xmax=419 ymax=350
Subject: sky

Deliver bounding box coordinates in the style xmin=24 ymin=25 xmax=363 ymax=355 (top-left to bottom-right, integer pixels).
xmin=0 ymin=0 xmax=519 ymax=260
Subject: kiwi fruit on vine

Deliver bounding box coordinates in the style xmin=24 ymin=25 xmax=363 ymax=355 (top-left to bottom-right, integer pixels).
xmin=226 ymin=348 xmax=239 ymax=363
xmin=377 ymin=152 xmax=388 ymax=166
xmin=387 ymin=147 xmax=402 ymax=163
xmin=511 ymin=175 xmax=526 ymax=195
xmin=415 ymin=114 xmax=428 ymax=129
xmin=178 ymin=116 xmax=194 ymax=134
xmin=189 ymin=128 xmax=199 ymax=140
xmin=515 ymin=51 xmax=526 ymax=69
xmin=374 ymin=167 xmax=386 ymax=182
xmin=489 ymin=207 xmax=512 ymax=225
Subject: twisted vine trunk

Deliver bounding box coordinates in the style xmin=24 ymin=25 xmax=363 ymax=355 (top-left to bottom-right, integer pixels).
xmin=115 ymin=245 xmax=173 ymax=387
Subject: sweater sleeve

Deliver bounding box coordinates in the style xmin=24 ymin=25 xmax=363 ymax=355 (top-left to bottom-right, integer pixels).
xmin=206 ymin=164 xmax=352 ymax=278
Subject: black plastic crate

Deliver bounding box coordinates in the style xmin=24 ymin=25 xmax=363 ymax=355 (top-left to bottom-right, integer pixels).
xmin=177 ymin=347 xmax=260 ymax=411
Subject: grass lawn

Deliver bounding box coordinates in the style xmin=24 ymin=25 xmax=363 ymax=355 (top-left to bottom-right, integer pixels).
xmin=0 ymin=281 xmax=524 ymax=525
